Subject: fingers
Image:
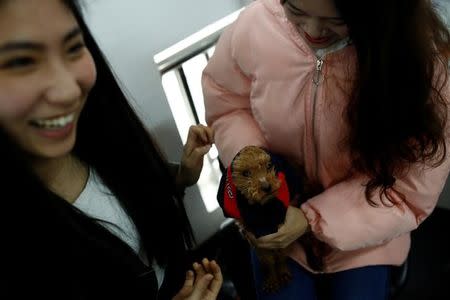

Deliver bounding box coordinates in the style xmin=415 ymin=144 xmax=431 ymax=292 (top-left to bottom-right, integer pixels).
xmin=200 ymin=258 xmax=211 ymax=273
xmin=192 ymin=144 xmax=213 ymax=160
xmin=177 ymin=259 xmax=222 ymax=300
xmin=206 ymin=260 xmax=223 ymax=294
xmin=235 ymin=219 xmax=286 ymax=249
xmin=184 ymin=270 xmax=195 ymax=288
xmin=192 ymin=261 xmax=206 ymax=284
xmin=200 ymin=258 xmax=220 ymax=279
xmin=193 ymin=257 xmax=218 ymax=278
xmin=255 ymin=226 xmax=295 ymax=249
xmin=184 ymin=125 xmax=214 ymax=156
xmin=173 ymin=271 xmax=195 ymax=299
xmin=254 ymin=206 xmax=310 ymax=249
xmin=193 ymin=124 xmax=214 ymax=144
xmin=189 ymin=273 xmax=214 ymax=299
xmin=189 ymin=259 xmax=222 ymax=299
xmin=255 ymin=232 xmax=283 ymax=249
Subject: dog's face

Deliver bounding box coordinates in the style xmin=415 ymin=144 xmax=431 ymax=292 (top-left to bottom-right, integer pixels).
xmin=231 ymin=146 xmax=281 ymax=205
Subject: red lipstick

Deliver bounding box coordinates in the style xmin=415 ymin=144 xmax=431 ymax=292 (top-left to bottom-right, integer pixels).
xmin=304 ymin=32 xmax=331 ymax=45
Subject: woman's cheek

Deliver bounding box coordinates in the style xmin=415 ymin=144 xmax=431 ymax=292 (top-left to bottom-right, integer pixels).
xmin=0 ymin=88 xmax=39 ymax=120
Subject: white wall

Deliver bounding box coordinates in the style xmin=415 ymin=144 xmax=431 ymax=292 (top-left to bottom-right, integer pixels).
xmin=81 ymin=0 xmax=248 ymax=245
xmin=435 ymin=0 xmax=450 ymax=210
xmin=82 ymin=0 xmax=247 ymax=159
xmin=435 ymin=0 xmax=449 ymax=26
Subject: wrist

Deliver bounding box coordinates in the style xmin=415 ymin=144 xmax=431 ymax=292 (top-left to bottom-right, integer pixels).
xmin=175 ymin=165 xmax=187 ymax=188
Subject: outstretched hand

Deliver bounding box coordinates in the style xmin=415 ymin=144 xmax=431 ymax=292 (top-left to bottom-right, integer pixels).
xmin=244 ymin=206 xmax=310 ymax=249
xmin=177 ymin=125 xmax=214 ymax=188
xmin=173 ymin=258 xmax=223 ymax=300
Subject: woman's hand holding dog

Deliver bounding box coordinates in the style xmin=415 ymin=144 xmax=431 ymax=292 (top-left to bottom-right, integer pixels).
xmin=248 ymin=206 xmax=310 ymax=249
xmin=177 ymin=125 xmax=214 ymax=188
xmin=173 ymin=258 xmax=223 ymax=300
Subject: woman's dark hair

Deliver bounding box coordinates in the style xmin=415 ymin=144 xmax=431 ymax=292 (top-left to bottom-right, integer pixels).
xmin=333 ymin=0 xmax=450 ymax=204
xmin=67 ymin=0 xmax=193 ymax=261
xmin=4 ymin=0 xmax=192 ymax=297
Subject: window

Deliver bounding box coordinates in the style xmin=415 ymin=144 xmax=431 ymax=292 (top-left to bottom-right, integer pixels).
xmin=154 ymin=9 xmax=242 ymax=212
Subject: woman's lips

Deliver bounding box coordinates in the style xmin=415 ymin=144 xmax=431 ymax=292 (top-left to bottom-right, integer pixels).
xmin=304 ymin=32 xmax=331 ymax=44
xmin=33 ymin=122 xmax=75 ymax=140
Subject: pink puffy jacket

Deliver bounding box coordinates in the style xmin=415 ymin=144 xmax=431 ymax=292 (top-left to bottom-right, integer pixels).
xmin=202 ymin=0 xmax=450 ymax=273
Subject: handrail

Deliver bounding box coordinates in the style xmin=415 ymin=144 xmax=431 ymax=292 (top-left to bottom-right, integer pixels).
xmin=154 ymin=8 xmax=243 ymax=74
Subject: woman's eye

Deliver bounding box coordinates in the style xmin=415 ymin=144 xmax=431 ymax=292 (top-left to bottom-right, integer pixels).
xmin=243 ymin=170 xmax=251 ymax=177
xmin=330 ymin=21 xmax=346 ymax=27
xmin=1 ymin=57 xmax=35 ymax=69
xmin=68 ymin=42 xmax=85 ymax=55
xmin=289 ymin=10 xmax=306 ymax=17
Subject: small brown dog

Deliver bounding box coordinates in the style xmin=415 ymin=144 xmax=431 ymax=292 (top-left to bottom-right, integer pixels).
xmin=218 ymin=146 xmax=295 ymax=293
xmin=218 ymin=146 xmax=332 ymax=293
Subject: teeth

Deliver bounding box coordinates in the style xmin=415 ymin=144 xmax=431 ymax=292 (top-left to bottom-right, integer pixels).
xmin=31 ymin=114 xmax=75 ymax=129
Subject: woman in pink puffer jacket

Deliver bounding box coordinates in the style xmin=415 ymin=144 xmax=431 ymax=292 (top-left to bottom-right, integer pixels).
xmin=202 ymin=0 xmax=450 ymax=299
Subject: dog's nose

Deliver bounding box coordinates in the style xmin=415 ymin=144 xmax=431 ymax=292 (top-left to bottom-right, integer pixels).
xmin=261 ymin=181 xmax=272 ymax=193
xmin=262 ymin=184 xmax=272 ymax=193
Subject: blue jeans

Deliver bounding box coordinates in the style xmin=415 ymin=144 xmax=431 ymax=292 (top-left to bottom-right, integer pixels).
xmin=251 ymin=250 xmax=390 ymax=300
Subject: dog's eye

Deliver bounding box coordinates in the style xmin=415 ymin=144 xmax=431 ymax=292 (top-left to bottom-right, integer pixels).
xmin=242 ymin=170 xmax=251 ymax=177
xmin=267 ymin=162 xmax=272 ymax=169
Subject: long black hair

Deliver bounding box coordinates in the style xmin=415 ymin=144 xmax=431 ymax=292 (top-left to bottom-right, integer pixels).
xmin=67 ymin=0 xmax=193 ymax=263
xmin=4 ymin=0 xmax=192 ymax=297
xmin=333 ymin=0 xmax=450 ymax=204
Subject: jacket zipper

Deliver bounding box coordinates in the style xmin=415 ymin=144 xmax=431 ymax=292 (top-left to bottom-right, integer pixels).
xmin=310 ymin=59 xmax=328 ymax=273
xmin=313 ymin=59 xmax=324 ymax=86
xmin=306 ymin=38 xmax=350 ymax=183
xmin=310 ymin=57 xmax=324 ymax=180
xmin=305 ymin=39 xmax=351 ymax=272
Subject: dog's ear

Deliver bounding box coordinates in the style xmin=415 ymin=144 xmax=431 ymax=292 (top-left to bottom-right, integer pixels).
xmin=230 ymin=146 xmax=249 ymax=172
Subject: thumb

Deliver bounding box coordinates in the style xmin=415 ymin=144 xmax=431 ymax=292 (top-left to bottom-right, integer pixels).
xmin=189 ymin=274 xmax=213 ymax=298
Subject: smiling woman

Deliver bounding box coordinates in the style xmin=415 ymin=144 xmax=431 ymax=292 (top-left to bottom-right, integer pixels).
xmin=1 ymin=1 xmax=221 ymax=299
xmin=280 ymin=0 xmax=348 ymax=48
xmin=0 ymin=1 xmax=96 ymax=161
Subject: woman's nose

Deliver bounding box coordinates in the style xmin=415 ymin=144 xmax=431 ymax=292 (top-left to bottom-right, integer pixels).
xmin=44 ymin=63 xmax=82 ymax=104
xmin=303 ymin=19 xmax=325 ymax=38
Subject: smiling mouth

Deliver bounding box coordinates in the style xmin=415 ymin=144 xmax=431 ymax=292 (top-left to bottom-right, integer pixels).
xmin=304 ymin=32 xmax=332 ymax=44
xmin=29 ymin=113 xmax=75 ymax=129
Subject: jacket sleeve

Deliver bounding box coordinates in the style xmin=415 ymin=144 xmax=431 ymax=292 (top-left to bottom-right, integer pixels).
xmin=301 ymin=163 xmax=449 ymax=251
xmin=301 ymin=76 xmax=450 ymax=252
xmin=202 ymin=23 xmax=268 ymax=166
